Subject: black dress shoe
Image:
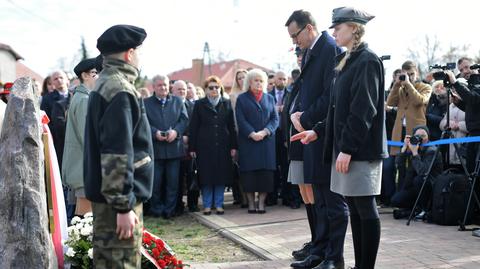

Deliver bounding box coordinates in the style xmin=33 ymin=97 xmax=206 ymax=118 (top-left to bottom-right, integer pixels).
xmin=292 ymin=242 xmax=312 ymax=261
xmin=312 ymin=260 xmax=344 ymax=269
xmin=290 ymin=254 xmax=323 ymax=269
xmin=248 ymin=209 xmax=257 ymax=214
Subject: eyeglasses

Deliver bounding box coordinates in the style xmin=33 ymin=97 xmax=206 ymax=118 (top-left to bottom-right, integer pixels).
xmin=290 ymin=25 xmax=307 ymax=39
xmin=208 ymin=85 xmax=220 ymax=90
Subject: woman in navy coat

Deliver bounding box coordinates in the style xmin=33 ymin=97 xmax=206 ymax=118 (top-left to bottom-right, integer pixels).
xmin=189 ymin=76 xmax=237 ymax=215
xmin=235 ymin=69 xmax=279 ymax=213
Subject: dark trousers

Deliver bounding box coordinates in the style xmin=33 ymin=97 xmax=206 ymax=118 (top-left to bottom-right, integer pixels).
xmin=150 ymin=158 xmax=180 ymax=216
xmin=176 ymin=158 xmax=199 ymax=212
xmin=309 ymin=184 xmax=348 ymax=261
xmin=380 ymin=155 xmax=396 ymax=205
xmin=391 ymin=175 xmax=432 ymax=210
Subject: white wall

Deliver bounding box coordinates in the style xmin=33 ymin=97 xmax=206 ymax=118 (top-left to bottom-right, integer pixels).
xmin=0 ymin=51 xmax=16 ymax=83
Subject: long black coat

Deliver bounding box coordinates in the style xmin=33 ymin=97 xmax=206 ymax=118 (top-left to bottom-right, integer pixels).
xmin=188 ymin=97 xmax=237 ymax=185
xmin=297 ymin=31 xmax=341 ymax=184
xmin=318 ymin=43 xmax=388 ymax=163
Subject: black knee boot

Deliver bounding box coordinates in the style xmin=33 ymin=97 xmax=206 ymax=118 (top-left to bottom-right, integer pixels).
xmin=361 ymin=218 xmax=381 ymax=269
xmin=305 ymin=204 xmax=316 ymax=242
xmin=350 ymin=214 xmax=362 ymax=268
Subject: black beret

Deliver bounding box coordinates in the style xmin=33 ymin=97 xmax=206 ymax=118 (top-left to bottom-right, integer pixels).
xmin=96 ymin=24 xmax=147 ymax=55
xmin=73 ymin=58 xmax=97 ymax=77
xmin=329 ymin=7 xmax=375 ymax=29
xmin=94 ymin=54 xmax=103 ymax=73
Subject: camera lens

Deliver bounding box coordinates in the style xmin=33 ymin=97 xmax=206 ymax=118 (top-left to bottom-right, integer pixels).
xmin=399 ymin=75 xmax=406 ymax=81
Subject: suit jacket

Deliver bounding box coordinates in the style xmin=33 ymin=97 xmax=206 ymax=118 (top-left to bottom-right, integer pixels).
xmin=235 ymin=91 xmax=279 ymax=172
xmin=270 ymin=88 xmax=287 ymax=143
xmin=144 ymin=94 xmax=188 ymax=160
xmin=50 ymin=94 xmax=70 ymax=170
xmin=189 ymin=97 xmax=237 ymax=185
xmin=41 ymin=90 xmax=68 ymax=120
xmin=297 ymin=31 xmax=341 ymax=184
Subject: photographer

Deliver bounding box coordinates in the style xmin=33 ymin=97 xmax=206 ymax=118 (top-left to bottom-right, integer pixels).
xmin=445 ymin=68 xmax=480 ymax=175
xmin=391 ymin=126 xmax=443 ymax=218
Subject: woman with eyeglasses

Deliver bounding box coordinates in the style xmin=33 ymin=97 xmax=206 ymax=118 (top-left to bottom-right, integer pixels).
xmin=235 ymin=69 xmax=279 ymax=214
xmin=188 ymin=76 xmax=237 ymax=215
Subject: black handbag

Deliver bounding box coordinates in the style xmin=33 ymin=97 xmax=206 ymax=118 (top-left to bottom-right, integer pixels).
xmin=188 ymin=158 xmax=200 ymax=192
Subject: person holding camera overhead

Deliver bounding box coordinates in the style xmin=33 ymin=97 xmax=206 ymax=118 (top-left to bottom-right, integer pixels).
xmin=144 ymin=75 xmax=189 ymax=219
xmin=390 ymin=126 xmax=443 ymax=217
xmin=292 ymin=7 xmax=386 ymax=269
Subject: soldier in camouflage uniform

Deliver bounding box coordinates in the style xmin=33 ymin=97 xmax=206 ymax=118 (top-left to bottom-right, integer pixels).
xmin=84 ymin=24 xmax=153 ymax=268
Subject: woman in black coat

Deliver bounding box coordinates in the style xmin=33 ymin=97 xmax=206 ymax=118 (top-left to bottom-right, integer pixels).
xmin=292 ymin=7 xmax=387 ymax=269
xmin=189 ymin=76 xmax=237 ymax=215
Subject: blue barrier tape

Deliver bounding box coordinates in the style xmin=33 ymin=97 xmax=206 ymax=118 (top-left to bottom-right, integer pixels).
xmin=387 ymin=136 xmax=480 ymax=147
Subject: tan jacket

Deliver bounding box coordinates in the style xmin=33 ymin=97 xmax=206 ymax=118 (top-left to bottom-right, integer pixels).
xmin=386 ymin=81 xmax=432 ymax=155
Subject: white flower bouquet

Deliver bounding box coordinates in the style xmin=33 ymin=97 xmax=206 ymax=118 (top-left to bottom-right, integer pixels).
xmin=63 ymin=212 xmax=93 ymax=269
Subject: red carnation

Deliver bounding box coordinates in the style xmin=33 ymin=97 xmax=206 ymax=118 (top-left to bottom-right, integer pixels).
xmin=157 ymin=259 xmax=167 ymax=268
xmin=156 ymin=239 xmax=165 ymax=248
xmin=152 ymin=248 xmax=160 ymax=258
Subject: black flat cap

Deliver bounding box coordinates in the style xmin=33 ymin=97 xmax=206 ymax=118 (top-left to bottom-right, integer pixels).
xmin=94 ymin=54 xmax=103 ymax=73
xmin=329 ymin=7 xmax=375 ymax=29
xmin=97 ymin=24 xmax=147 ymax=55
xmin=74 ymin=58 xmax=97 ymax=77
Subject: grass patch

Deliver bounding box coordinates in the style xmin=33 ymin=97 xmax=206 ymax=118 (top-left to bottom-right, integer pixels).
xmin=144 ymin=213 xmax=261 ymax=264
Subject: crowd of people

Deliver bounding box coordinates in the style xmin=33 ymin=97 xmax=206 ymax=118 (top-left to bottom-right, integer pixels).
xmin=0 ymin=6 xmax=479 ymax=269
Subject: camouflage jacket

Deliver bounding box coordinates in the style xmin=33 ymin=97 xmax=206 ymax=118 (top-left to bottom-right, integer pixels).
xmin=84 ymin=58 xmax=154 ymax=213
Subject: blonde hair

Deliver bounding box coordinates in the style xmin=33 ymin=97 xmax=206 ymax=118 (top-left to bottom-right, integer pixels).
xmin=335 ymin=22 xmax=365 ymax=72
xmin=243 ymin=69 xmax=268 ymax=93
xmin=231 ymin=69 xmax=248 ymax=94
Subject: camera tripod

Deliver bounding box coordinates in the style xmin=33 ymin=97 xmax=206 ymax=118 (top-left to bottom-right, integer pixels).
xmin=406 ymin=86 xmax=480 ymax=227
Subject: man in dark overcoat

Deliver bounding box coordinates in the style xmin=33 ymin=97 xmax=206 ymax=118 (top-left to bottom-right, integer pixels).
xmin=286 ymin=10 xmax=348 ymax=269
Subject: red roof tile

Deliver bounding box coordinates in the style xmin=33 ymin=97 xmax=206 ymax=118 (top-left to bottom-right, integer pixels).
xmin=168 ymin=59 xmax=272 ymax=88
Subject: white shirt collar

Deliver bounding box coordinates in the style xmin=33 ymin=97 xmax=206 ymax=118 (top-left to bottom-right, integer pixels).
xmin=309 ymin=33 xmax=321 ymax=50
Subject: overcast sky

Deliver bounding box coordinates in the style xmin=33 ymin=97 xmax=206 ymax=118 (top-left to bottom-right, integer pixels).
xmin=1 ymin=0 xmax=479 ymax=82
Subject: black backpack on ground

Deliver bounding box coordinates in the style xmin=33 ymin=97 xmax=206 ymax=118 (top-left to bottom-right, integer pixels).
xmin=431 ymin=168 xmax=472 ymax=225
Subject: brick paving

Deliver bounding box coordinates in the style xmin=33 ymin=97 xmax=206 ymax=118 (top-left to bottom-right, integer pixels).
xmin=188 ymin=199 xmax=480 ymax=269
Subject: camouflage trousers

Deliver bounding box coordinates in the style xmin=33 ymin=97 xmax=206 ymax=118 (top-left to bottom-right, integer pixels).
xmin=92 ymin=202 xmax=143 ymax=269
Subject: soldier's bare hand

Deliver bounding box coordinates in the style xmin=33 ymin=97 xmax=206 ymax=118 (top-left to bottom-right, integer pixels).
xmin=116 ymin=211 xmax=138 ymax=240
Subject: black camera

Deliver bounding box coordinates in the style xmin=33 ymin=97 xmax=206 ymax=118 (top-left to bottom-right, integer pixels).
xmin=160 ymin=131 xmax=168 ymax=137
xmin=430 ymin=63 xmax=456 ymax=87
xmin=399 ymin=74 xmax=406 ymax=81
xmin=409 ymin=134 xmax=423 ymax=145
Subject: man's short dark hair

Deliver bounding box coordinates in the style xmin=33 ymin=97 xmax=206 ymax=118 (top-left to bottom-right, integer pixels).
xmin=285 ymin=10 xmax=317 ymax=29
xmin=457 ymin=57 xmax=473 ymax=66
xmin=268 ymin=73 xmax=275 ymax=79
xmin=291 ymin=69 xmax=301 ymax=77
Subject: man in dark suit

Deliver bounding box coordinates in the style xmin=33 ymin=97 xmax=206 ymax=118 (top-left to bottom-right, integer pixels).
xmin=286 ymin=10 xmax=348 ymax=269
xmin=172 ymin=80 xmax=199 ymax=213
xmin=144 ymin=75 xmax=189 ymax=219
xmin=268 ymin=71 xmax=301 ymax=208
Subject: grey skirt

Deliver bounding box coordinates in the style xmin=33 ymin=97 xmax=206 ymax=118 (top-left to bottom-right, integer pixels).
xmin=287 ymin=160 xmax=304 ymax=185
xmin=330 ymin=158 xmax=382 ymax=197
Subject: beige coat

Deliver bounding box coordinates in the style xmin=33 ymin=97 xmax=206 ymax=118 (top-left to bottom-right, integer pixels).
xmin=0 ymin=101 xmax=6 ymax=135
xmin=386 ymin=81 xmax=432 ymax=155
